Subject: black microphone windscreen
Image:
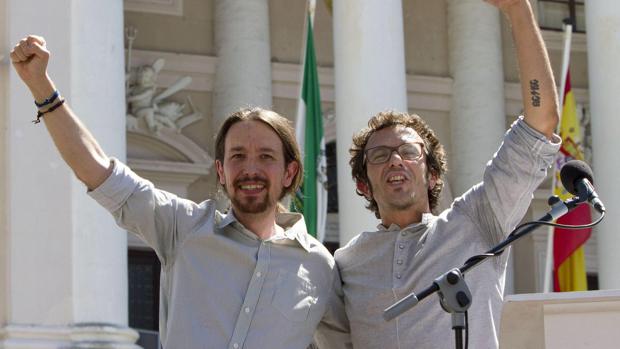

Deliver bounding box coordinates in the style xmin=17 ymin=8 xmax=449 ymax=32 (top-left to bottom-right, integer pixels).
xmin=560 ymin=160 xmax=594 ymax=195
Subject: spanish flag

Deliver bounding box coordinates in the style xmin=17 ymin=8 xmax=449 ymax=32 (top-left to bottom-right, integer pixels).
xmin=553 ymin=71 xmax=592 ymax=292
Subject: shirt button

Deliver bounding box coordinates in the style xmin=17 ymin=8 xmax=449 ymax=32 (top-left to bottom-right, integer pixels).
xmin=399 ymin=244 xmax=405 ymax=249
xmin=233 ymin=343 xmax=239 ymax=349
xmin=244 ymin=307 xmax=251 ymax=313
xmin=397 ymin=259 xmax=403 ymax=265
xmin=256 ymin=272 xmax=262 ymax=278
xmin=396 ymin=274 xmax=402 ymax=279
xmin=401 ymin=232 xmax=407 ymax=236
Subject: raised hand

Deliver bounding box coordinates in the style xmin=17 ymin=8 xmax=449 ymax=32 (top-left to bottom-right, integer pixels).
xmin=10 ymin=35 xmax=55 ymax=102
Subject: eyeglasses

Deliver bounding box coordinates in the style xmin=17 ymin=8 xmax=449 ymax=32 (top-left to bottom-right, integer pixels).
xmin=364 ymin=142 xmax=425 ymax=165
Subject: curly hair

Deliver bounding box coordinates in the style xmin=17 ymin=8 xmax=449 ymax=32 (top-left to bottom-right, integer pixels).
xmin=215 ymin=107 xmax=303 ymax=200
xmin=350 ymin=110 xmax=447 ymax=218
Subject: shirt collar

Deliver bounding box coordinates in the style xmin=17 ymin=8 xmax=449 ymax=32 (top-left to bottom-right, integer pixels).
xmin=276 ymin=212 xmax=314 ymax=252
xmin=377 ymin=212 xmax=435 ymax=231
xmin=217 ymin=209 xmax=238 ymax=229
xmin=216 ymin=209 xmax=313 ymax=253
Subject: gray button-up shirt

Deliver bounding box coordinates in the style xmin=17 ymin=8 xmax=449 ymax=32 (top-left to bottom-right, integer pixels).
xmin=89 ymin=161 xmax=349 ymax=349
xmin=333 ymin=118 xmax=560 ymax=349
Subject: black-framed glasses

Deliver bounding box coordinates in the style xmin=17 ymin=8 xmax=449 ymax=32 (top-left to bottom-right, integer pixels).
xmin=364 ymin=142 xmax=425 ymax=165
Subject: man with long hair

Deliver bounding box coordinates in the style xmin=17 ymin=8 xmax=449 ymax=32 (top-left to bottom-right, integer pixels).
xmin=10 ymin=37 xmax=348 ymax=348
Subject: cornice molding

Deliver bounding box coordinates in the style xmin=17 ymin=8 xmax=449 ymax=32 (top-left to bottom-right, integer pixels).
xmin=124 ymin=0 xmax=183 ymax=16
xmin=130 ymin=49 xmax=454 ymax=113
xmin=131 ymin=49 xmax=589 ymax=117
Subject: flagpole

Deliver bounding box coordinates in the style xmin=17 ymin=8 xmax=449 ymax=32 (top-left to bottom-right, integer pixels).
xmin=559 ymin=23 xmax=573 ymax=107
xmin=542 ymin=23 xmax=572 ymax=293
xmin=296 ymin=1 xmax=311 ymax=139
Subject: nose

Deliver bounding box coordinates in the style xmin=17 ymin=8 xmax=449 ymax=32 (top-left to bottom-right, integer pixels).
xmin=387 ymin=149 xmax=404 ymax=166
xmin=242 ymin=157 xmax=260 ymax=177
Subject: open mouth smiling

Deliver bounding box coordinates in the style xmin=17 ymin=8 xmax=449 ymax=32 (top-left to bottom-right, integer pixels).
xmin=385 ymin=172 xmax=409 ymax=185
xmin=236 ymin=180 xmax=268 ymax=194
xmin=387 ymin=175 xmax=406 ymax=183
xmin=239 ymin=184 xmax=264 ymax=190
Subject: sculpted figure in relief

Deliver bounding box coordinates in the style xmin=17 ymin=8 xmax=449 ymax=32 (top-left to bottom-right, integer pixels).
xmin=125 ymin=27 xmax=203 ymax=134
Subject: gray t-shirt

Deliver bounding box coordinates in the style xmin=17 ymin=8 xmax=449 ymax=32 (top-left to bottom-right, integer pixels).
xmin=89 ymin=161 xmax=349 ymax=349
xmin=333 ymin=118 xmax=560 ymax=349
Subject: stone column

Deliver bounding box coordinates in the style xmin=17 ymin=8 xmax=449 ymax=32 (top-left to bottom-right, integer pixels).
xmin=333 ymin=0 xmax=408 ymax=245
xmin=586 ymin=0 xmax=620 ymax=289
xmin=212 ymin=0 xmax=273 ymax=127
xmin=0 ymin=0 xmax=8 ymax=329
xmin=447 ymin=0 xmax=506 ymax=196
xmin=0 ymin=0 xmax=138 ymax=347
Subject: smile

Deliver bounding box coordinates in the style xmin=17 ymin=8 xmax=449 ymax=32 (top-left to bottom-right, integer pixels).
xmin=386 ymin=174 xmax=408 ymax=184
xmin=388 ymin=175 xmax=405 ymax=182
xmin=239 ymin=184 xmax=265 ymax=190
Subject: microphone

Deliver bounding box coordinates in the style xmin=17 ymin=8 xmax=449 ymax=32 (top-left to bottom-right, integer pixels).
xmin=560 ymin=160 xmax=605 ymax=213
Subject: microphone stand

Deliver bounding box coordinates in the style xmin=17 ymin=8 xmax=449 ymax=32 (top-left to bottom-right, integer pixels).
xmin=383 ymin=195 xmax=595 ymax=349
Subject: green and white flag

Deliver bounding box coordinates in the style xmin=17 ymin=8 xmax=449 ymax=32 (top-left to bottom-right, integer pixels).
xmin=292 ymin=3 xmax=327 ymax=241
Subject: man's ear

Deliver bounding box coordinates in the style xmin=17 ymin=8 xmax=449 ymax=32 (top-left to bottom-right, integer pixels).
xmin=283 ymin=161 xmax=299 ymax=188
xmin=356 ymin=180 xmax=372 ymax=199
xmin=428 ymin=173 xmax=438 ymax=190
xmin=216 ymin=160 xmax=225 ymax=185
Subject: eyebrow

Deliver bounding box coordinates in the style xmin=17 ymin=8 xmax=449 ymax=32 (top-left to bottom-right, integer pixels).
xmin=228 ymin=146 xmax=277 ymax=153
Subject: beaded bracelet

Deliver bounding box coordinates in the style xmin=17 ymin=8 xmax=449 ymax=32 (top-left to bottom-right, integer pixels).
xmin=34 ymin=90 xmax=60 ymax=108
xmin=33 ymin=98 xmax=65 ymax=124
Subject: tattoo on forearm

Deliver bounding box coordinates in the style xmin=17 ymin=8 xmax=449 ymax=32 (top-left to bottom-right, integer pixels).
xmin=529 ymin=79 xmax=541 ymax=107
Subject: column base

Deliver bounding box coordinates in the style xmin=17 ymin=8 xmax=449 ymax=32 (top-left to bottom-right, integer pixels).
xmin=0 ymin=323 xmax=141 ymax=349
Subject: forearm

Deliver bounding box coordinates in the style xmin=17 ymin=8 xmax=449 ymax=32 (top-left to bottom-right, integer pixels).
xmin=505 ymin=1 xmax=559 ymax=138
xmin=31 ymin=77 xmax=112 ymax=190
xmin=11 ymin=36 xmax=112 ymax=189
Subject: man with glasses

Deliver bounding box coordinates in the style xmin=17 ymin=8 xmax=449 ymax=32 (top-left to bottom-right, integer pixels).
xmin=317 ymin=0 xmax=561 ymax=348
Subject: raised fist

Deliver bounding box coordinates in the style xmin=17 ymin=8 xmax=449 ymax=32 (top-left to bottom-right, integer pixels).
xmin=10 ymin=35 xmax=50 ymax=86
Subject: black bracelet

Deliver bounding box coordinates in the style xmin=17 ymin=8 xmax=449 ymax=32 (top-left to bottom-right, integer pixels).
xmin=34 ymin=90 xmax=60 ymax=108
xmin=33 ymin=98 xmax=65 ymax=124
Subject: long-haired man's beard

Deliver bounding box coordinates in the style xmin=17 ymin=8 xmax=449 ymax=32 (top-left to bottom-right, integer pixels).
xmin=230 ymin=176 xmax=275 ymax=214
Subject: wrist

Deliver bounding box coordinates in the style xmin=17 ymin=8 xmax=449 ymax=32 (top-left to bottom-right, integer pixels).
xmin=504 ymin=1 xmax=533 ymax=22
xmin=29 ymin=75 xmax=57 ymax=103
